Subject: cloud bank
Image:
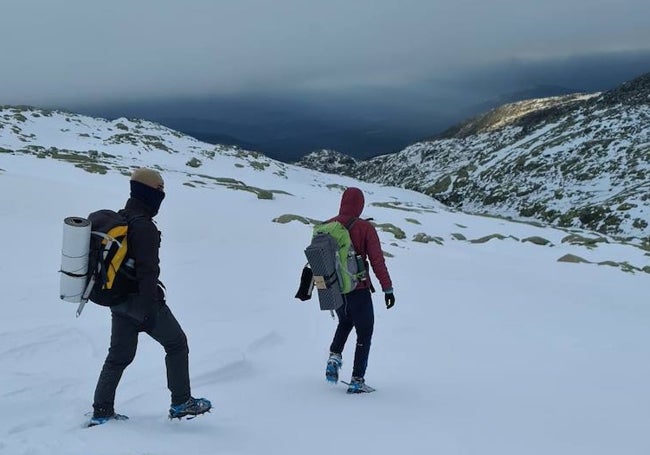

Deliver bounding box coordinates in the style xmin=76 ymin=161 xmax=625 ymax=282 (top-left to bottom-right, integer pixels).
xmin=2 ymin=0 xmax=649 ymax=105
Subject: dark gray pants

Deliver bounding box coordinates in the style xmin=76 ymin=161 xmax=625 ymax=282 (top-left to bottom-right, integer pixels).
xmin=92 ymin=301 xmax=191 ymax=417
xmin=329 ymin=288 xmax=374 ymax=379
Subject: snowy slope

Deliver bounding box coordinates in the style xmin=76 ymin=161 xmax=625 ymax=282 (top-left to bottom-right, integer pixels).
xmin=1 ymin=116 xmax=650 ymax=455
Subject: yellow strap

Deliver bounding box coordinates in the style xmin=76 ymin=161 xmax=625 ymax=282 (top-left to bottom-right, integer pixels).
xmin=104 ymin=225 xmax=128 ymax=289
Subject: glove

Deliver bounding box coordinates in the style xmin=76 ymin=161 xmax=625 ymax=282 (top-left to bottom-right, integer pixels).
xmin=295 ymin=266 xmax=314 ymax=301
xmin=384 ymin=291 xmax=395 ymax=309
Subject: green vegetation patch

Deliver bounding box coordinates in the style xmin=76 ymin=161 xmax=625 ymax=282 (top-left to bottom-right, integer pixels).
xmin=405 ymin=218 xmax=421 ymax=224
xmin=195 ymin=174 xmax=244 ymax=185
xmin=186 ymin=157 xmax=202 ymax=168
xmin=106 ymin=133 xmax=139 ymax=145
xmin=372 ymin=222 xmax=406 ymax=240
xmin=116 ymin=166 xmax=134 ymax=177
xmin=412 ymin=233 xmax=443 ymax=245
xmin=371 ymin=201 xmax=435 ymax=213
xmin=470 ymin=233 xmax=514 ymax=244
xmin=451 ymin=233 xmax=467 ymax=241
xmin=641 ymin=238 xmax=650 ymax=252
xmin=27 ymin=147 xmax=110 ymax=174
xmin=619 ymin=262 xmax=643 ymax=273
xmin=557 ymin=254 xmax=590 ymax=264
xmin=522 ymin=236 xmax=552 ymax=246
xmin=617 ymin=203 xmax=637 ymax=211
xmin=427 ymin=175 xmax=452 ymax=195
xmin=326 ymin=183 xmax=347 ymax=192
xmin=561 ymin=234 xmax=609 ymax=248
xmin=249 ymin=160 xmax=270 ymax=171
xmin=271 ymin=189 xmax=292 ymax=196
xmin=233 ymin=149 xmax=262 ymax=160
xmin=243 ymin=186 xmax=274 ymax=199
xmin=558 ymin=205 xmax=623 ymax=234
xmin=192 ymin=173 xmax=281 ymax=200
xmin=146 ymin=140 xmax=171 ymax=152
xmin=272 ymin=214 xmax=319 ymax=225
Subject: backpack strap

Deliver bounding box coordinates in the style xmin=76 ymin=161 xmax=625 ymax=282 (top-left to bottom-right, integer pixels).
xmin=115 ymin=209 xmax=148 ymax=278
xmin=342 ymin=217 xmax=372 ymax=287
xmin=344 ymin=217 xmax=357 ymax=230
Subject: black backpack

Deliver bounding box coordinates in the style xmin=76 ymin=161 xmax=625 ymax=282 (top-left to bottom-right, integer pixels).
xmin=83 ymin=209 xmax=140 ymax=306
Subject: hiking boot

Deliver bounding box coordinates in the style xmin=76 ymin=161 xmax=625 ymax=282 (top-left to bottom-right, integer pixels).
xmin=346 ymin=376 xmax=374 ymax=394
xmin=325 ymin=352 xmax=343 ymax=384
xmin=87 ymin=413 xmax=129 ymax=427
xmin=168 ymin=397 xmax=212 ymax=419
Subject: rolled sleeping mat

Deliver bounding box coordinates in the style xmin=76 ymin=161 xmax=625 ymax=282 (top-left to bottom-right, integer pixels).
xmin=60 ymin=216 xmax=91 ymax=303
xmin=304 ymin=235 xmax=345 ymax=311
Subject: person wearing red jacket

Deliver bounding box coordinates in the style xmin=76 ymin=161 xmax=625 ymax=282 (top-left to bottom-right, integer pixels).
xmin=325 ymin=187 xmax=395 ymax=393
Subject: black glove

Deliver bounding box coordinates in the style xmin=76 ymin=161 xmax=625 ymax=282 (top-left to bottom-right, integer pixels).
xmin=385 ymin=292 xmax=395 ymax=309
xmin=295 ymin=266 xmax=314 ymax=301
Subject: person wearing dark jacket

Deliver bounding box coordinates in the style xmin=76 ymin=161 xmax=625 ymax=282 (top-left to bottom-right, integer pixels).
xmin=89 ymin=168 xmax=211 ymax=426
xmin=325 ymin=187 xmax=395 ymax=393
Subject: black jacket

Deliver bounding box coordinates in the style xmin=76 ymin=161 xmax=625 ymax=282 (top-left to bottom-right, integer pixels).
xmin=120 ymin=197 xmax=163 ymax=310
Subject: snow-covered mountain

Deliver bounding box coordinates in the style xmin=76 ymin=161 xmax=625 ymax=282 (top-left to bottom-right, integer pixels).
xmin=1 ymin=107 xmax=650 ymax=455
xmin=0 ymin=103 xmax=648 ymax=271
xmin=0 ymin=106 xmax=291 ymax=188
xmin=297 ymin=73 xmax=650 ymax=243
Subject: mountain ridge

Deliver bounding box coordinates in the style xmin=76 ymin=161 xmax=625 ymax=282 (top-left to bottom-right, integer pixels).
xmin=296 ymin=72 xmax=650 ymax=242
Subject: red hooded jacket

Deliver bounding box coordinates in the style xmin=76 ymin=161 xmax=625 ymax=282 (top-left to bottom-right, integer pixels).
xmin=330 ymin=187 xmax=393 ymax=292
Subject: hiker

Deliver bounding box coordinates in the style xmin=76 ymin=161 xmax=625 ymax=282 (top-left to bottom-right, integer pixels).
xmin=325 ymin=187 xmax=395 ymax=393
xmin=89 ymin=168 xmax=211 ymax=426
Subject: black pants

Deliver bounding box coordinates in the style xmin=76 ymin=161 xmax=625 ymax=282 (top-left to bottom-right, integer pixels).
xmin=92 ymin=300 xmax=191 ymax=417
xmin=329 ymin=288 xmax=374 ymax=379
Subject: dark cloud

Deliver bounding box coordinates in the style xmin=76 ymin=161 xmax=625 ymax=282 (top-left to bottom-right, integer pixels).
xmin=63 ymin=49 xmax=650 ymax=161
xmin=1 ymin=0 xmax=649 ymax=104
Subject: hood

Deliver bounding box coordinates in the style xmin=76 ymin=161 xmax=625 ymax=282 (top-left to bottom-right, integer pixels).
xmin=338 ymin=187 xmax=364 ymax=218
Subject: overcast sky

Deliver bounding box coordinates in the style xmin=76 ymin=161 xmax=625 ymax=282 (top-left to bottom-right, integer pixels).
xmin=1 ymin=0 xmax=649 ymax=106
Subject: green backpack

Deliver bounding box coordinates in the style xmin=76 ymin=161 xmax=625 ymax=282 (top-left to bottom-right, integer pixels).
xmin=310 ymin=218 xmax=366 ymax=294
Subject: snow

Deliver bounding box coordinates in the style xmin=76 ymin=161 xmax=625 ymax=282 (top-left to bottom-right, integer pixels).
xmin=1 ymin=140 xmax=650 ymax=455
